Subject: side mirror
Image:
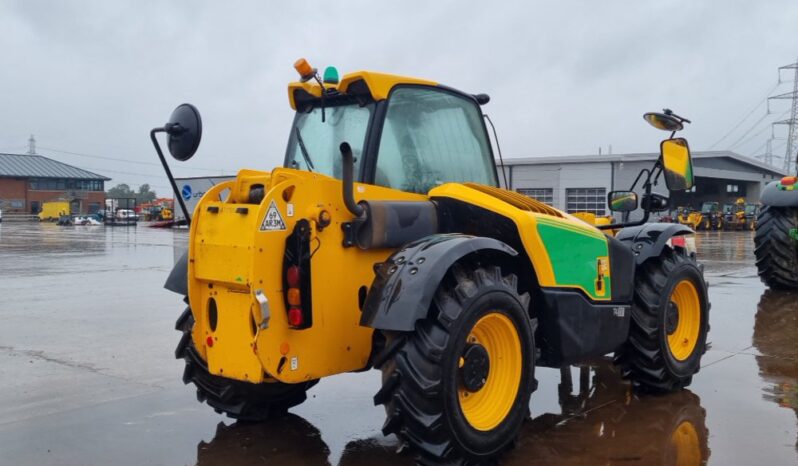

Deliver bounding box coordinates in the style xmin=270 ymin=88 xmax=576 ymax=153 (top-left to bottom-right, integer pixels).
xmin=608 ymin=191 xmax=638 ymax=212
xmin=660 ymin=138 xmax=694 ymax=191
xmin=644 ymin=111 xmax=684 ymax=132
xmin=166 ymin=103 xmax=203 ymax=161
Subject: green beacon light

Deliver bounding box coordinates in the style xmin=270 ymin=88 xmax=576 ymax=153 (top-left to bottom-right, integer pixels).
xmin=323 ymin=66 xmax=339 ymax=85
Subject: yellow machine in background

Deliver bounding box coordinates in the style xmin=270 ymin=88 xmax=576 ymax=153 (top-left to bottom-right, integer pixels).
xmin=723 ymin=197 xmax=749 ymax=230
xmin=152 ymin=60 xmax=710 ymax=465
xmin=745 ymin=203 xmax=759 ymax=230
xmin=38 ymin=201 xmax=70 ymax=221
xmin=572 ymin=211 xmax=616 ymax=235
xmin=678 ymin=207 xmax=703 ymax=230
xmin=698 ymin=202 xmax=723 ymax=230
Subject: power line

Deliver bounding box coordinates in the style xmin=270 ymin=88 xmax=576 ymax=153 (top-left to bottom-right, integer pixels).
xmin=749 ymin=139 xmax=768 ymax=157
xmin=726 ymin=111 xmax=773 ymax=149
xmin=707 ymin=81 xmax=781 ymax=150
xmin=730 ymin=108 xmax=791 ymax=151
xmin=37 ymin=146 xmax=230 ymax=173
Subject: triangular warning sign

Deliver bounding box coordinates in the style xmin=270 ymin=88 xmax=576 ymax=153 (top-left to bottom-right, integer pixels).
xmin=260 ymin=200 xmax=286 ymax=231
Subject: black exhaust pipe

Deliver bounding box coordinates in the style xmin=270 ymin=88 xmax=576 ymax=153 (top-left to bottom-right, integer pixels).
xmin=339 ymin=142 xmax=365 ymax=217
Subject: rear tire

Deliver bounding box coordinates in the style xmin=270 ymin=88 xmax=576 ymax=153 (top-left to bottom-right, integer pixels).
xmin=175 ymin=307 xmax=317 ymax=421
xmin=754 ymin=206 xmax=798 ymax=289
xmin=616 ymin=249 xmax=709 ymax=392
xmin=373 ymin=265 xmax=536 ymax=464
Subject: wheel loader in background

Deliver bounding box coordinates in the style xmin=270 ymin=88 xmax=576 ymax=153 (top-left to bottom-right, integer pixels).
xmin=755 ymin=173 xmax=798 ymax=288
xmin=152 ymin=59 xmax=710 ymax=465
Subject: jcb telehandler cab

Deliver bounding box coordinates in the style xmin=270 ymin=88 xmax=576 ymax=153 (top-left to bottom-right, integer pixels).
xmin=152 ymin=60 xmax=710 ymax=465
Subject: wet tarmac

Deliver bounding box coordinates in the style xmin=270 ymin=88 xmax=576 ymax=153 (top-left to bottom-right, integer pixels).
xmin=0 ymin=224 xmax=796 ymax=465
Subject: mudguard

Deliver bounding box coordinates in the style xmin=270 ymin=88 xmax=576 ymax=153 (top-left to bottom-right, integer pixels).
xmin=164 ymin=252 xmax=188 ymax=295
xmin=760 ymin=180 xmax=798 ymax=207
xmin=615 ymin=223 xmax=693 ymax=265
xmin=361 ymin=234 xmax=518 ymax=331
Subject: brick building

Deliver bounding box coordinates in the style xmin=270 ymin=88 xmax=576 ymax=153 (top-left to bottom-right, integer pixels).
xmin=0 ymin=152 xmax=110 ymax=215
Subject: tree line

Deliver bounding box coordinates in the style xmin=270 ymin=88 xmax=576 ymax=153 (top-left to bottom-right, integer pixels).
xmin=105 ymin=183 xmax=158 ymax=204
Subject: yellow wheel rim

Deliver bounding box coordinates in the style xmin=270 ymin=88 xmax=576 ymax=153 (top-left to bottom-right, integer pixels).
xmin=670 ymin=420 xmax=701 ymax=466
xmin=667 ymin=280 xmax=701 ymax=361
xmin=458 ymin=312 xmax=522 ymax=431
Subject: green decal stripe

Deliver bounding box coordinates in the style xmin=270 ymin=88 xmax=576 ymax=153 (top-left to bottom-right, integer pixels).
xmin=536 ymin=217 xmax=606 ymax=241
xmin=536 ymin=222 xmax=610 ymax=300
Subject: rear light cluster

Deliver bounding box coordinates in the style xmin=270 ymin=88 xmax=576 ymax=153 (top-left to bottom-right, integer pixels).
xmin=286 ymin=265 xmax=304 ymax=327
xmin=283 ymin=219 xmax=313 ymax=329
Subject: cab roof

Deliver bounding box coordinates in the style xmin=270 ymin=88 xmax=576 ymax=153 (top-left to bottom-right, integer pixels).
xmin=288 ymin=70 xmax=437 ymax=110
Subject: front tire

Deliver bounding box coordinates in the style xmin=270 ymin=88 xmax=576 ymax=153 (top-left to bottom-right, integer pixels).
xmin=616 ymin=248 xmax=709 ymax=391
xmin=373 ymin=265 xmax=536 ymax=464
xmin=175 ymin=307 xmax=317 ymax=421
xmin=754 ymin=206 xmax=798 ymax=289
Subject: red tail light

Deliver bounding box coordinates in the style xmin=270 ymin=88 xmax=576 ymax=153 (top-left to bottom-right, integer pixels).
xmin=288 ymin=307 xmax=304 ymax=327
xmin=286 ymin=265 xmax=301 ymax=288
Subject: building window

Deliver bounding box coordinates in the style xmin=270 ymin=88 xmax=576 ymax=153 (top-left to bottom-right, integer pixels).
xmin=726 ymin=184 xmax=739 ymax=193
xmin=28 ymin=178 xmax=104 ymax=191
xmin=517 ymin=188 xmax=554 ymax=206
xmin=566 ymin=187 xmax=606 ymax=216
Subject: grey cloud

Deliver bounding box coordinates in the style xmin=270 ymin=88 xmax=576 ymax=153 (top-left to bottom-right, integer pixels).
xmin=1 ymin=0 xmax=797 ymax=192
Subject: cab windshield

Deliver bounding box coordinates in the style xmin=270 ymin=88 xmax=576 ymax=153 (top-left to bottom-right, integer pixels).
xmin=285 ymin=103 xmax=374 ymax=180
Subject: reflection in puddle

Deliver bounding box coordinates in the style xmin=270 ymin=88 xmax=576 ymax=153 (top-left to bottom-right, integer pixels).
xmin=197 ymin=414 xmax=331 ymax=466
xmin=754 ymin=290 xmax=798 ymax=452
xmin=507 ymin=360 xmax=709 ymax=465
xmin=196 ymin=359 xmax=710 ymax=465
xmin=196 ymin=413 xmax=414 ymax=466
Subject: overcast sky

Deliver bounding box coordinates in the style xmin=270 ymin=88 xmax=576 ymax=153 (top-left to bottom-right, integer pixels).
xmin=1 ymin=1 xmax=797 ymax=194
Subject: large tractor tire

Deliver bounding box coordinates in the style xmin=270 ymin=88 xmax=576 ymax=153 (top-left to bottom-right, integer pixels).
xmin=373 ymin=265 xmax=536 ymax=465
xmin=754 ymin=206 xmax=798 ymax=289
xmin=616 ymin=248 xmax=709 ymax=392
xmin=175 ymin=307 xmax=317 ymax=421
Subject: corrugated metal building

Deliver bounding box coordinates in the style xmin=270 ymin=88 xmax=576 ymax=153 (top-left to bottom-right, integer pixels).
xmin=498 ymin=151 xmax=785 ymax=218
xmin=0 ymin=152 xmax=110 ymax=215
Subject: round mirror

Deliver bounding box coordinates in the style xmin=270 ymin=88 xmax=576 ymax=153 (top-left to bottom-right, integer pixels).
xmin=167 ymin=103 xmax=202 ymax=161
xmin=643 ymin=112 xmax=683 ymax=132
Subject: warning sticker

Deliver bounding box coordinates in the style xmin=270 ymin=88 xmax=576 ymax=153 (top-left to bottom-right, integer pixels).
xmin=260 ymin=200 xmax=286 ymax=231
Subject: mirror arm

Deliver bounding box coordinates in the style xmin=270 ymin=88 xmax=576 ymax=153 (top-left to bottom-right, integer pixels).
xmin=151 ymin=128 xmax=192 ymax=224
xmin=629 ymin=168 xmax=650 ymax=192
xmin=651 ymin=160 xmax=664 ymax=186
xmin=598 ymin=165 xmax=656 ymax=231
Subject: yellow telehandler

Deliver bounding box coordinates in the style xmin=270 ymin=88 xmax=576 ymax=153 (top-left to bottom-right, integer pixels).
xmin=152 ymin=60 xmax=710 ymax=464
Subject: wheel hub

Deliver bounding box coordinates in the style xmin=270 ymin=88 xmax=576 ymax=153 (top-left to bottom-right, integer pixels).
xmin=666 ymin=301 xmax=680 ymax=335
xmin=460 ymin=343 xmax=490 ymax=392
